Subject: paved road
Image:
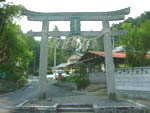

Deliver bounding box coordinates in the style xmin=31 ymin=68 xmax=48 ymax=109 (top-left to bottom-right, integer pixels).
xmin=0 ymin=76 xmax=79 ymax=108
xmin=46 ymin=80 xmax=79 ymax=98
xmin=0 ymin=76 xmax=40 ymax=107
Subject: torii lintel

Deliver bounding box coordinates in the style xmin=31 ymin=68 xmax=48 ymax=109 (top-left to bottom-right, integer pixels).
xmin=21 ymin=7 xmax=130 ymax=21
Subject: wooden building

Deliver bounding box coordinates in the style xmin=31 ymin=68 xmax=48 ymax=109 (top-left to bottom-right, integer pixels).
xmin=79 ymin=51 xmax=126 ymax=72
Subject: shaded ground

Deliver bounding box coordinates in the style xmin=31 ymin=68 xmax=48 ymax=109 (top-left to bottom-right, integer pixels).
xmin=81 ymin=83 xmax=106 ymax=92
xmin=0 ymin=78 xmax=148 ymax=112
xmin=46 ymin=80 xmax=80 ymax=98
xmin=27 ymin=95 xmax=135 ymax=106
xmin=0 ymin=90 xmax=15 ymax=95
xmin=0 ymin=76 xmax=40 ymax=113
xmin=26 ymin=81 xmax=137 ymax=108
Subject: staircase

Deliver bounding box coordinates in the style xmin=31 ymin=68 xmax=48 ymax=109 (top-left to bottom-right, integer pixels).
xmin=57 ymin=104 xmax=94 ymax=113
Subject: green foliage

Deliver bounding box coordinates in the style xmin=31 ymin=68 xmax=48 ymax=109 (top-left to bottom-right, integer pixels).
xmin=74 ymin=62 xmax=90 ymax=89
xmin=60 ymin=76 xmax=67 ymax=82
xmin=118 ymin=21 xmax=150 ymax=67
xmin=47 ymin=69 xmax=53 ymax=74
xmin=64 ymin=69 xmax=70 ymax=74
xmin=48 ymin=38 xmax=68 ymax=67
xmin=0 ymin=2 xmax=32 ymax=82
xmin=88 ymin=38 xmax=104 ymax=51
xmin=61 ymin=76 xmax=77 ymax=82
xmin=66 ymin=76 xmax=77 ymax=82
xmin=76 ymin=79 xmax=90 ymax=90
xmin=112 ymin=12 xmax=150 ymax=67
xmin=34 ymin=71 xmax=39 ymax=76
xmin=0 ymin=2 xmax=23 ymax=33
xmin=21 ymin=75 xmax=28 ymax=84
xmin=74 ymin=62 xmax=87 ymax=74
xmin=26 ymin=37 xmax=40 ymax=74
xmin=60 ymin=63 xmax=90 ymax=89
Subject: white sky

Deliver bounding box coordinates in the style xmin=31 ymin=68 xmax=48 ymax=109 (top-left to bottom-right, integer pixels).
xmin=6 ymin=0 xmax=150 ymax=40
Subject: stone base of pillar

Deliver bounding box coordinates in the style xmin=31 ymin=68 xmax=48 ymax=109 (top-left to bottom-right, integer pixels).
xmin=108 ymin=92 xmax=117 ymax=100
xmin=39 ymin=92 xmax=46 ymax=99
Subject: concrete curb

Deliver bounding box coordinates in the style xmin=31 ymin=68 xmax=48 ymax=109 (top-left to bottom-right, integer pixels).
xmin=72 ymin=90 xmax=105 ymax=95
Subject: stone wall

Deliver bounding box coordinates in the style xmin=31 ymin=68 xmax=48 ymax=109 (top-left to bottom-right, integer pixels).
xmin=89 ymin=72 xmax=106 ymax=83
xmin=55 ymin=81 xmax=77 ymax=90
xmin=115 ymin=67 xmax=150 ymax=99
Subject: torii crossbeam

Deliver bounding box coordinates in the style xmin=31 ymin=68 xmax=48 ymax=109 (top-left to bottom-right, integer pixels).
xmin=22 ymin=7 xmax=130 ymax=99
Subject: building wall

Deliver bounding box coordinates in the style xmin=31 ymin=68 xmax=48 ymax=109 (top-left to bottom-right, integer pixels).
xmin=67 ymin=55 xmax=81 ymax=64
xmin=115 ymin=67 xmax=150 ymax=99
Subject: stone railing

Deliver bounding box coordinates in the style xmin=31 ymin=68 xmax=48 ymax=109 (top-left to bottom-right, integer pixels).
xmin=115 ymin=66 xmax=150 ymax=99
xmin=14 ymin=103 xmax=146 ymax=113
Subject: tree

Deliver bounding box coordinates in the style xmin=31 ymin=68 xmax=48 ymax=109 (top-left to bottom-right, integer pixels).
xmin=112 ymin=12 xmax=150 ymax=67
xmin=0 ymin=2 xmax=22 ymax=33
xmin=74 ymin=62 xmax=90 ymax=89
xmin=117 ymin=21 xmax=150 ymax=67
xmin=0 ymin=21 xmax=33 ymax=81
xmin=48 ymin=38 xmax=66 ymax=67
xmin=0 ymin=2 xmax=33 ymax=81
xmin=25 ymin=36 xmax=40 ymax=74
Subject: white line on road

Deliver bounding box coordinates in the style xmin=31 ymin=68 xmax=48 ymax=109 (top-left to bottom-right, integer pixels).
xmin=127 ymin=100 xmax=145 ymax=107
xmin=16 ymin=100 xmax=28 ymax=107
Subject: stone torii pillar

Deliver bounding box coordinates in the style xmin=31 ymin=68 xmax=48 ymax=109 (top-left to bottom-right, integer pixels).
xmin=21 ymin=7 xmax=130 ymax=100
xmin=39 ymin=19 xmax=49 ymax=99
xmin=22 ymin=11 xmax=50 ymax=98
xmin=103 ymin=20 xmax=116 ymax=99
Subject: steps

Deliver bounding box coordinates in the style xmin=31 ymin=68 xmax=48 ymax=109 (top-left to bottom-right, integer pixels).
xmin=57 ymin=104 xmax=94 ymax=113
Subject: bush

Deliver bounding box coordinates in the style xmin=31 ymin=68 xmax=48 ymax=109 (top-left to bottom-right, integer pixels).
xmin=47 ymin=69 xmax=53 ymax=74
xmin=73 ymin=62 xmax=90 ymax=89
xmin=66 ymin=76 xmax=77 ymax=82
xmin=61 ymin=76 xmax=77 ymax=82
xmin=60 ymin=76 xmax=67 ymax=82
xmin=21 ymin=76 xmax=28 ymax=84
xmin=76 ymin=79 xmax=90 ymax=90
xmin=34 ymin=71 xmax=39 ymax=76
xmin=64 ymin=69 xmax=69 ymax=74
xmin=60 ymin=63 xmax=90 ymax=90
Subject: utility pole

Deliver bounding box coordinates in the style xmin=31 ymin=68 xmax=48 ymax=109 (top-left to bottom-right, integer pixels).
xmin=33 ymin=49 xmax=36 ymax=74
xmin=54 ymin=39 xmax=56 ymax=70
xmin=53 ymin=25 xmax=59 ymax=70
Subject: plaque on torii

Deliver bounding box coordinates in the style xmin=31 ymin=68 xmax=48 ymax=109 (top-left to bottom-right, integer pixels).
xmin=21 ymin=7 xmax=130 ymax=99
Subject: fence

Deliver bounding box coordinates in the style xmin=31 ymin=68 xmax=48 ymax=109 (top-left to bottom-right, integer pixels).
xmin=0 ymin=79 xmax=25 ymax=90
xmin=115 ymin=66 xmax=150 ymax=99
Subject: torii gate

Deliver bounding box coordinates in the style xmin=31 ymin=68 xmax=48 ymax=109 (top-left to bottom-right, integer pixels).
xmin=21 ymin=7 xmax=130 ymax=99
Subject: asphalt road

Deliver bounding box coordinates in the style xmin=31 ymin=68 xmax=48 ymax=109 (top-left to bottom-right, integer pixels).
xmin=0 ymin=76 xmax=79 ymax=109
xmin=0 ymin=76 xmax=40 ymax=107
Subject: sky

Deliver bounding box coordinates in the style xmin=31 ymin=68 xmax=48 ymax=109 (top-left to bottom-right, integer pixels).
xmin=6 ymin=0 xmax=150 ymax=40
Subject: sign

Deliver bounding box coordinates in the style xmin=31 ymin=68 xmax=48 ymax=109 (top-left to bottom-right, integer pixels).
xmin=0 ymin=72 xmax=6 ymax=79
xmin=70 ymin=16 xmax=81 ymax=35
